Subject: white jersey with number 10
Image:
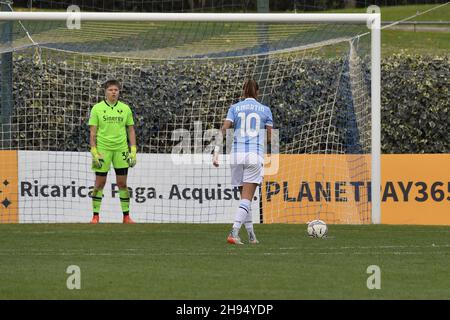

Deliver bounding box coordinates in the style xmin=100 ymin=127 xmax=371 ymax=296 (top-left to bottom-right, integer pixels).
xmin=226 ymin=98 xmax=273 ymax=157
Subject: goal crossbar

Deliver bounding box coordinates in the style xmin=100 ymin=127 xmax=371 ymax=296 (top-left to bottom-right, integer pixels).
xmin=0 ymin=12 xmax=379 ymax=23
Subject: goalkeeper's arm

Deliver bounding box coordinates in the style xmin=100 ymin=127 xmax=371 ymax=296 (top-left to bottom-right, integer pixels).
xmin=212 ymin=120 xmax=232 ymax=167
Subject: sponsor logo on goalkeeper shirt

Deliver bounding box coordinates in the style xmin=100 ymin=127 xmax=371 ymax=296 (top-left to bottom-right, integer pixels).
xmin=102 ymin=115 xmax=124 ymax=123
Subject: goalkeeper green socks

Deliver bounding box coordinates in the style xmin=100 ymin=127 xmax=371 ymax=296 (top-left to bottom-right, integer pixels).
xmin=119 ymin=188 xmax=130 ymax=214
xmin=92 ymin=188 xmax=104 ymax=215
xmin=92 ymin=188 xmax=130 ymax=216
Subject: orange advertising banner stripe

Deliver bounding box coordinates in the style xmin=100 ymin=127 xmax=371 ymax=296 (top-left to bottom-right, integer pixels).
xmin=263 ymin=154 xmax=371 ymax=224
xmin=381 ymin=154 xmax=450 ymax=226
xmin=0 ymin=151 xmax=19 ymax=223
xmin=262 ymin=154 xmax=450 ymax=225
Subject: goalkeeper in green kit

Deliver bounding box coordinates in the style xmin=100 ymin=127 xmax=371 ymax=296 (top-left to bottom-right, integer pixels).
xmin=88 ymin=80 xmax=137 ymax=224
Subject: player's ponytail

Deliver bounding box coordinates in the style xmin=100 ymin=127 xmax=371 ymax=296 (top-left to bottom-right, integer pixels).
xmin=242 ymin=79 xmax=259 ymax=99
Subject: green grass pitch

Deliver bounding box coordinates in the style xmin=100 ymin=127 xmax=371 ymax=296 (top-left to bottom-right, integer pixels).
xmin=0 ymin=223 xmax=449 ymax=299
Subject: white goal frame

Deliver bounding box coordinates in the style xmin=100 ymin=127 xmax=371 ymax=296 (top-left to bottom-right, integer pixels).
xmin=0 ymin=12 xmax=381 ymax=224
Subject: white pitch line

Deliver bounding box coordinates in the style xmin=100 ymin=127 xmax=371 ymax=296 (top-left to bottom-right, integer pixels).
xmin=0 ymin=250 xmax=449 ymax=257
xmin=0 ymin=243 xmax=449 ymax=254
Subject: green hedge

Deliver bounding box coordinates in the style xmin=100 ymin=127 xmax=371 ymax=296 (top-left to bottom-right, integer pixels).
xmin=5 ymin=52 xmax=449 ymax=154
xmin=381 ymin=54 xmax=449 ymax=153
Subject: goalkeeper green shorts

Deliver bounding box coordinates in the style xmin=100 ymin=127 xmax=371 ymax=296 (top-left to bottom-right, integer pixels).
xmin=93 ymin=147 xmax=129 ymax=173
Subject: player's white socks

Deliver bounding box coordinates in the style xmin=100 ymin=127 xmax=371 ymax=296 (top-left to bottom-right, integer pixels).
xmin=232 ymin=199 xmax=251 ymax=231
xmin=244 ymin=208 xmax=254 ymax=235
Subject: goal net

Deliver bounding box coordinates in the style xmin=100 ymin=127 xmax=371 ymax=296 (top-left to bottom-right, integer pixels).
xmin=0 ymin=12 xmax=380 ymax=224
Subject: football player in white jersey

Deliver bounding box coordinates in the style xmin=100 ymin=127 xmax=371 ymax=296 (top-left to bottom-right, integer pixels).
xmin=213 ymin=79 xmax=273 ymax=244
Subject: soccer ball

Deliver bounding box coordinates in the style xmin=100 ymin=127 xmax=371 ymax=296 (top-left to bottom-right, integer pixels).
xmin=307 ymin=220 xmax=328 ymax=238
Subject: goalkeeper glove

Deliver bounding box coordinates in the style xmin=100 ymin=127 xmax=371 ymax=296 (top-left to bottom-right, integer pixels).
xmin=90 ymin=147 xmax=103 ymax=169
xmin=128 ymin=145 xmax=137 ymax=168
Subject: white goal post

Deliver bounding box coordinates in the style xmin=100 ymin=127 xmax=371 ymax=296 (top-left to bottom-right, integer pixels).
xmin=0 ymin=12 xmax=381 ymax=224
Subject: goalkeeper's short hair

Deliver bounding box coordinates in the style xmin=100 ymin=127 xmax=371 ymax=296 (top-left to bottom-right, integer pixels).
xmin=104 ymin=79 xmax=121 ymax=90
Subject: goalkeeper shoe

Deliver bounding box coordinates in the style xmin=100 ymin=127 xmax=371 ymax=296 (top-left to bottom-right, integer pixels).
xmin=90 ymin=215 xmax=99 ymax=224
xmin=123 ymin=215 xmax=135 ymax=224
xmin=248 ymin=232 xmax=259 ymax=244
xmin=227 ymin=231 xmax=243 ymax=245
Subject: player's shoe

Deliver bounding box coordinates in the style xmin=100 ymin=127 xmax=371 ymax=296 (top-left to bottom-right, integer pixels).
xmin=248 ymin=231 xmax=259 ymax=244
xmin=227 ymin=230 xmax=243 ymax=245
xmin=90 ymin=215 xmax=99 ymax=224
xmin=123 ymin=215 xmax=135 ymax=224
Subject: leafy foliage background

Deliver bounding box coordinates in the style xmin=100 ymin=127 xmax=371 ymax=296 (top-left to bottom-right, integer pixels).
xmin=6 ymin=53 xmax=449 ymax=154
